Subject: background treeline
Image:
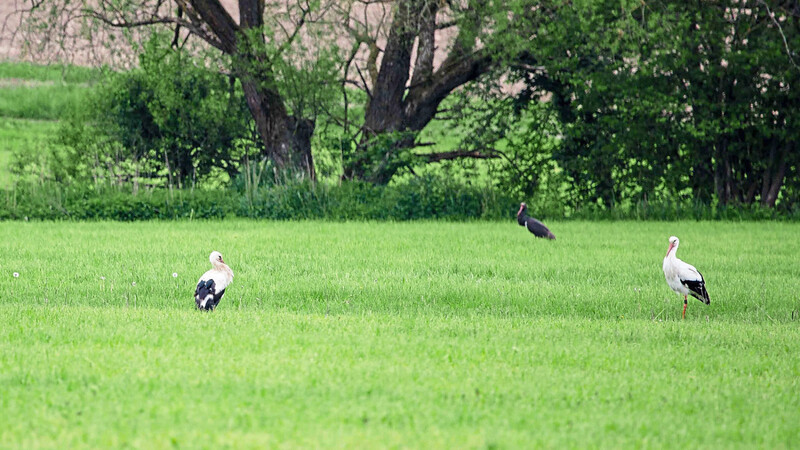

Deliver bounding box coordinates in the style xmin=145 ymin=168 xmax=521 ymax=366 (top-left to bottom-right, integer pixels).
xmin=3 ymin=0 xmax=799 ymax=220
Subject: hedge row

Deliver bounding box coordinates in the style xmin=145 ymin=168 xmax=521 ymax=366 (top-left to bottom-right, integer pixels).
xmin=0 ymin=178 xmax=517 ymax=221
xmin=1 ymin=178 xmax=796 ymax=222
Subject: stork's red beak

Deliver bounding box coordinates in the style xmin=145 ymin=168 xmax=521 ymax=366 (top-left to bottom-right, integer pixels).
xmin=517 ymin=203 xmax=525 ymax=217
xmin=665 ymin=243 xmax=673 ymax=258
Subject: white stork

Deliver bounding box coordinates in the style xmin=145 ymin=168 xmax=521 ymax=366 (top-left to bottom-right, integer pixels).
xmin=662 ymin=236 xmax=710 ymax=319
xmin=195 ymin=251 xmax=234 ymax=311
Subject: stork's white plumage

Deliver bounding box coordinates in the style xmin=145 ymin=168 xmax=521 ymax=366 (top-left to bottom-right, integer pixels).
xmin=194 ymin=251 xmax=234 ymax=311
xmin=662 ymin=236 xmax=710 ymax=319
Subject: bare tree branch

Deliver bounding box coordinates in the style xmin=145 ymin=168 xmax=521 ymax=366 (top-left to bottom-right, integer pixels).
xmin=418 ymin=149 xmax=501 ymax=163
xmin=273 ymin=2 xmax=311 ymax=58
xmin=759 ymin=0 xmax=799 ymax=69
xmin=84 ymin=7 xmax=225 ymax=51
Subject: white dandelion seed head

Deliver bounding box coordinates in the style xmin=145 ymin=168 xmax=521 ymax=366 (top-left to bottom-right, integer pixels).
xmin=172 ymin=273 xmax=178 ymax=278
xmin=100 ymin=276 xmax=106 ymax=281
xmin=132 ymin=281 xmax=137 ymax=287
xmin=13 ymin=272 xmax=19 ymax=278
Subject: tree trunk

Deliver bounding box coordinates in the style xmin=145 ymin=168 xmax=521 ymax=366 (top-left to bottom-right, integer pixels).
xmin=761 ymin=138 xmax=777 ymax=203
xmin=343 ymin=0 xmax=418 ymax=183
xmin=192 ymin=0 xmax=315 ymax=180
xmin=241 ymin=79 xmax=315 ymax=180
xmin=345 ymin=0 xmax=494 ymax=185
xmin=715 ymin=137 xmax=731 ymax=205
xmin=288 ymin=116 xmax=316 ymax=181
xmin=361 ymin=2 xmax=416 ymax=136
xmin=692 ymin=146 xmax=714 ymax=203
xmin=764 ymin=142 xmax=789 ymax=208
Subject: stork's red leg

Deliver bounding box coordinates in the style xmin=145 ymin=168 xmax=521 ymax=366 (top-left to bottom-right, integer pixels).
xmin=682 ymin=296 xmax=688 ymax=319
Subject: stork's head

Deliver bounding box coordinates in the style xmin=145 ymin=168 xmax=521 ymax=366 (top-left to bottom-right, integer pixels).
xmin=517 ymin=202 xmax=527 ymax=218
xmin=666 ymin=236 xmax=679 ymax=257
xmin=209 ymin=251 xmax=225 ymax=266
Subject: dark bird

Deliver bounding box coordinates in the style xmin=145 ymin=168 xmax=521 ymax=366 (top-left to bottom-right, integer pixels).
xmin=517 ymin=202 xmax=556 ymax=240
xmin=662 ymin=236 xmax=710 ymax=319
xmin=195 ymin=251 xmax=234 ymax=311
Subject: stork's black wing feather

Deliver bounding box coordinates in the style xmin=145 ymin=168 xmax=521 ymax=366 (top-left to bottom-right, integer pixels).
xmin=208 ymin=288 xmax=226 ymax=310
xmin=681 ymin=276 xmax=710 ymax=305
xmin=195 ymin=279 xmax=218 ymax=310
xmin=525 ymin=218 xmax=556 ymax=240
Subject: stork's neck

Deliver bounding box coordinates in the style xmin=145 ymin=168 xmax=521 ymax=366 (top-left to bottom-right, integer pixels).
xmin=666 ymin=246 xmax=678 ymax=261
xmin=218 ymin=263 xmax=234 ymax=280
xmin=517 ymin=208 xmax=528 ymax=225
xmin=212 ymin=261 xmax=232 ymax=275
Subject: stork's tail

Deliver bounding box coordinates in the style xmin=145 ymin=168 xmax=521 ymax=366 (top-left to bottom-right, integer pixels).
xmin=683 ymin=278 xmax=710 ymax=305
xmin=691 ymin=283 xmax=710 ymax=305
xmin=697 ymin=288 xmax=710 ymax=305
xmin=194 ymin=279 xmax=216 ymax=310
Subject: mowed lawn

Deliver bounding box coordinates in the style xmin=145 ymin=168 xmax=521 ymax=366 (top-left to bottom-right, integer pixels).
xmin=1 ymin=220 xmax=799 ymax=448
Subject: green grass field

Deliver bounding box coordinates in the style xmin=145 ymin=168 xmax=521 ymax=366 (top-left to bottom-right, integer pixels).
xmin=0 ymin=61 xmax=96 ymax=121
xmin=2 ymin=220 xmax=799 ymax=448
xmin=0 ymin=61 xmax=100 ymax=84
xmin=0 ymin=84 xmax=89 ymax=121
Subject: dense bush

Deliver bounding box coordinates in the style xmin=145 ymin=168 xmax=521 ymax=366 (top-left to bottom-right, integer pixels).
xmin=0 ymin=182 xmax=237 ymax=220
xmin=2 ymin=176 xmax=797 ymax=222
xmin=0 ymin=177 xmax=520 ymax=221
xmin=520 ymin=0 xmax=800 ymax=211
xmin=51 ymin=35 xmax=255 ymax=187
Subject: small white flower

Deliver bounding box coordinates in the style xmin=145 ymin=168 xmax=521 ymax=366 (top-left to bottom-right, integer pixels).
xmin=13 ymin=272 xmax=19 ymax=278
xmin=131 ymin=282 xmax=137 ymax=287
xmin=172 ymin=273 xmax=178 ymax=278
xmin=100 ymin=276 xmax=106 ymax=281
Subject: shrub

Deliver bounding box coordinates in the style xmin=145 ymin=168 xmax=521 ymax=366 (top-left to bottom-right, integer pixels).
xmin=52 ymin=34 xmax=254 ymax=188
xmin=2 ymin=177 xmax=797 ymax=222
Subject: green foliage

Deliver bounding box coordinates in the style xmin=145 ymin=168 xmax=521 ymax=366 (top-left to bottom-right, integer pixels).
xmin=53 ymin=35 xmax=254 ymax=187
xmin=3 ymin=176 xmax=798 ymax=222
xmin=0 ymin=182 xmax=237 ymax=221
xmin=524 ymin=0 xmax=800 ymax=210
xmin=1 ymin=221 xmax=800 ymax=447
xmin=5 ymin=0 xmax=800 ymax=216
xmin=251 ymin=175 xmax=511 ymax=221
xmin=271 ymin=40 xmax=342 ymax=123
xmin=0 ymin=176 xmax=515 ymax=221
xmin=440 ymin=83 xmax=563 ymax=201
xmin=0 ymin=118 xmax=62 ymax=186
